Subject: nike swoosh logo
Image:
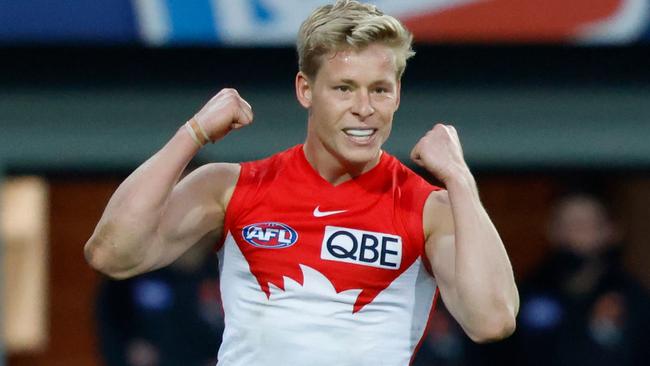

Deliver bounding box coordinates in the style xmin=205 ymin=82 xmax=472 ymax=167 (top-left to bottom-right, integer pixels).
xmin=313 ymin=206 xmax=348 ymax=217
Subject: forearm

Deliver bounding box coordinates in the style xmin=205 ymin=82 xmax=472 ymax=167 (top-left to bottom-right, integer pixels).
xmin=446 ymin=172 xmax=519 ymax=340
xmin=85 ymin=126 xmax=199 ymax=277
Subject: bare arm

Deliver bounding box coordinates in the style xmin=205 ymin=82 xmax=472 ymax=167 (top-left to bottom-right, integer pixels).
xmin=84 ymin=89 xmax=253 ymax=279
xmin=412 ymin=124 xmax=519 ymax=343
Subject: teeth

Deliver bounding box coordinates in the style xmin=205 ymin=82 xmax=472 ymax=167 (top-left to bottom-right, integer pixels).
xmin=344 ymin=129 xmax=374 ymax=137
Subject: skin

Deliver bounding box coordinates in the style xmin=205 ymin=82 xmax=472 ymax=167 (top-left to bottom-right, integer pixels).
xmin=414 ymin=126 xmax=519 ymax=342
xmin=296 ymin=45 xmax=400 ymax=184
xmin=85 ymin=43 xmax=518 ymax=343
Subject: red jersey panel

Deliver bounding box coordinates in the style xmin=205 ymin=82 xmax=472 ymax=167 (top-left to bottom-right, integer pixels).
xmin=216 ymin=145 xmax=440 ymax=366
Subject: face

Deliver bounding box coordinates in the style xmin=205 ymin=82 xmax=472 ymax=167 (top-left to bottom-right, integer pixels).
xmin=549 ymin=197 xmax=616 ymax=256
xmin=296 ymin=43 xmax=401 ymax=170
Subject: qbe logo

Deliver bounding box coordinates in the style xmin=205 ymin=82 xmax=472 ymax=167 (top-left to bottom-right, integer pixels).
xmin=320 ymin=226 xmax=402 ymax=270
xmin=242 ymin=222 xmax=298 ymax=249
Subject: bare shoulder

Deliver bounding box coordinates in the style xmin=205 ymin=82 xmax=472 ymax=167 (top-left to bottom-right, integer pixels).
xmin=177 ymin=162 xmax=241 ymax=208
xmin=193 ymin=162 xmax=241 ymax=181
xmin=423 ymin=189 xmax=454 ymax=241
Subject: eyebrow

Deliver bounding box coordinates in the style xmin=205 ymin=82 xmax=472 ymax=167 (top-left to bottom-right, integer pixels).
xmin=339 ymin=79 xmax=358 ymax=87
xmin=338 ymin=79 xmax=393 ymax=87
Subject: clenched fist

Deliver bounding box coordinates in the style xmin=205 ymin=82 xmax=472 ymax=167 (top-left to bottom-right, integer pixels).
xmin=193 ymin=88 xmax=254 ymax=143
xmin=410 ymin=123 xmax=471 ymax=184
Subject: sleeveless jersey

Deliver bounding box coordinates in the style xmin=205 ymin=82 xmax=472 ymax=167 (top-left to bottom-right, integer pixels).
xmin=216 ymin=145 xmax=440 ymax=366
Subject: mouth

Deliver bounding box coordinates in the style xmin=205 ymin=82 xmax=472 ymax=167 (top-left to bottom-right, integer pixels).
xmin=342 ymin=128 xmax=377 ymax=143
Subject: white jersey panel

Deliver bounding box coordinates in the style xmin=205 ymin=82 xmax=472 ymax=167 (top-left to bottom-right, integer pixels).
xmin=216 ymin=232 xmax=437 ymax=366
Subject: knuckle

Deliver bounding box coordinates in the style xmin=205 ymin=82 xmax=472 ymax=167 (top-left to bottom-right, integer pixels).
xmin=220 ymin=88 xmax=239 ymax=98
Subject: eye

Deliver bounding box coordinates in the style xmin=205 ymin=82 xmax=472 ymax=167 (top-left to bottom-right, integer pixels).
xmin=334 ymin=85 xmax=351 ymax=92
xmin=374 ymin=87 xmax=387 ymax=94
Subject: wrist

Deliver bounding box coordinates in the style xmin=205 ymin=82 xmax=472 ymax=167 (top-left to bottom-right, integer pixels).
xmin=441 ymin=167 xmax=476 ymax=194
xmin=175 ymin=123 xmax=202 ymax=153
xmin=183 ymin=117 xmax=211 ymax=148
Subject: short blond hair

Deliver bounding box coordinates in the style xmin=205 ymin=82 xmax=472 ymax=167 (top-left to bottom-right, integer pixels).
xmin=297 ymin=0 xmax=415 ymax=80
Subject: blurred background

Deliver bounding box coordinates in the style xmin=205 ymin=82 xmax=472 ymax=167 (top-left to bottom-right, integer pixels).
xmin=1 ymin=0 xmax=649 ymax=365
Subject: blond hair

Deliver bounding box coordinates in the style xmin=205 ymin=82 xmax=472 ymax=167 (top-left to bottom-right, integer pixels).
xmin=297 ymin=0 xmax=415 ymax=80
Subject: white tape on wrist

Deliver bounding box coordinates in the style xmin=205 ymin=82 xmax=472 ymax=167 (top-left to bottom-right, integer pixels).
xmin=195 ymin=118 xmax=211 ymax=143
xmin=185 ymin=121 xmax=204 ymax=148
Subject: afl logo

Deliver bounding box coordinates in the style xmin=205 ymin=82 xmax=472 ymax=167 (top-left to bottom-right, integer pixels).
xmin=242 ymin=222 xmax=298 ymax=249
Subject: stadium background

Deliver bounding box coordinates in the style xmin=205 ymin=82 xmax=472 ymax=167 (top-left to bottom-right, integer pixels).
xmin=1 ymin=0 xmax=649 ymax=365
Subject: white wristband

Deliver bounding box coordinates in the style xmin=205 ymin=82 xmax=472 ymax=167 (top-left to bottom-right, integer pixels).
xmin=185 ymin=121 xmax=204 ymax=148
xmin=195 ymin=118 xmax=211 ymax=143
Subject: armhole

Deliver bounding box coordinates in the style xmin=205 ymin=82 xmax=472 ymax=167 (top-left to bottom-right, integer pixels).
xmin=397 ymin=168 xmax=440 ymax=278
xmin=420 ymin=187 xmax=440 ymax=278
xmin=215 ymin=162 xmax=247 ymax=252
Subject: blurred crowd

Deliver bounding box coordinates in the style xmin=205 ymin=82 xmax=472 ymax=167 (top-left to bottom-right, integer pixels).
xmin=413 ymin=192 xmax=650 ymax=366
xmin=96 ymin=240 xmax=223 ymax=366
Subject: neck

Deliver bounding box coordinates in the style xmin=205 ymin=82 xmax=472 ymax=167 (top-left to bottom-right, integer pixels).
xmin=302 ymin=141 xmax=381 ymax=185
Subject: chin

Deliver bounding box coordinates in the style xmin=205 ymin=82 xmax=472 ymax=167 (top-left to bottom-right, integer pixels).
xmin=338 ymin=145 xmax=381 ymax=167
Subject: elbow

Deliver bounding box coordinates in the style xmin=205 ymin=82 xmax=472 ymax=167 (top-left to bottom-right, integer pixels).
xmin=84 ymin=237 xmax=139 ymax=280
xmin=466 ymin=311 xmax=517 ymax=344
xmin=466 ymin=283 xmax=520 ymax=343
xmin=84 ymin=238 xmax=105 ymax=272
xmin=464 ymin=298 xmax=518 ymax=344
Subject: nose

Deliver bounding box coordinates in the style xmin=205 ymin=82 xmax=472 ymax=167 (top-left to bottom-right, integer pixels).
xmin=351 ymin=90 xmax=375 ymax=119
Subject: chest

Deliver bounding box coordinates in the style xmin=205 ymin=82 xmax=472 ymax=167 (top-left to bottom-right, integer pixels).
xmin=229 ymin=184 xmax=425 ymax=306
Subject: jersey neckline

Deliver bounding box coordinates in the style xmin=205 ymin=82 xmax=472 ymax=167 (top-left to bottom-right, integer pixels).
xmin=294 ymin=144 xmax=391 ymax=190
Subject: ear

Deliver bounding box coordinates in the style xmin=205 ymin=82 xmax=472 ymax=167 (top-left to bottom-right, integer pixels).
xmin=295 ymin=71 xmax=313 ymax=109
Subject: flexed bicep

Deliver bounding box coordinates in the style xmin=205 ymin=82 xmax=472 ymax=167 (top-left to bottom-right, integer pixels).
xmin=423 ymin=190 xmax=465 ymax=327
xmin=154 ymin=163 xmax=240 ymax=270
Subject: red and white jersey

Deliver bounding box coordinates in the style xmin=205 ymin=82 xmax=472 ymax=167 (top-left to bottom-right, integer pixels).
xmin=216 ymin=145 xmax=440 ymax=366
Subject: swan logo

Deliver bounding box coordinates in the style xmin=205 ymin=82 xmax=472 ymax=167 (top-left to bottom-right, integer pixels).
xmin=242 ymin=222 xmax=298 ymax=249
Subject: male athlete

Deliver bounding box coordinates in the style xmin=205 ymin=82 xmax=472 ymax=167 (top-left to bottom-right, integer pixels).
xmin=85 ymin=1 xmax=519 ymax=365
